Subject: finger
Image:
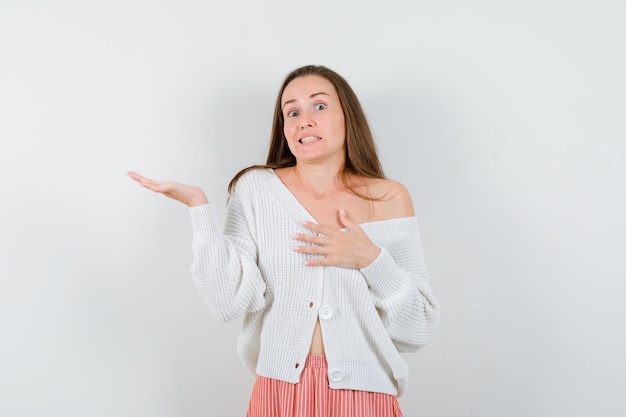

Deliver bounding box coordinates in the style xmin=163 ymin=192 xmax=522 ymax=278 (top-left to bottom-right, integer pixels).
xmin=305 ymin=254 xmax=353 ymax=267
xmin=338 ymin=209 xmax=356 ymax=231
xmin=141 ymin=179 xmax=164 ymax=193
xmin=127 ymin=171 xmax=160 ymax=190
xmin=304 ymin=258 xmax=330 ymax=267
xmin=142 ymin=179 xmax=173 ymax=195
xmin=293 ymin=233 xmax=328 ymax=246
xmin=127 ymin=171 xmax=148 ymax=183
xmin=301 ymin=221 xmax=335 ymax=236
xmin=293 ymin=245 xmax=326 ymax=255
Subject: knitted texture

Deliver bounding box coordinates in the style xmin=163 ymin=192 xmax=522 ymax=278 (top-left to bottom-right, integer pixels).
xmin=190 ymin=169 xmax=439 ymax=396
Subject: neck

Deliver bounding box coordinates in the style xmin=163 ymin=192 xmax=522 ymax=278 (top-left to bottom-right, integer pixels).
xmin=293 ymin=161 xmax=345 ymax=198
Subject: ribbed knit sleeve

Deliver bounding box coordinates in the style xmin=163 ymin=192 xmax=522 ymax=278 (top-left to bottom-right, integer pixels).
xmin=189 ymin=187 xmax=266 ymax=322
xmin=360 ymin=218 xmax=440 ymax=352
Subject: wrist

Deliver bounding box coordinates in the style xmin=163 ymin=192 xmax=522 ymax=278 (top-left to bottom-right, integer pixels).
xmin=188 ymin=198 xmax=208 ymax=207
xmin=360 ymin=247 xmax=381 ymax=269
xmin=187 ymin=189 xmax=209 ymax=207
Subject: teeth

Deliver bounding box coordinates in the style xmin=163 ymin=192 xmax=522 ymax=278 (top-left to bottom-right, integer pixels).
xmin=300 ymin=136 xmax=320 ymax=144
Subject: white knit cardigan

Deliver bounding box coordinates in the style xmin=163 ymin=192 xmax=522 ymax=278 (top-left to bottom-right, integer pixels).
xmin=189 ymin=168 xmax=439 ymax=396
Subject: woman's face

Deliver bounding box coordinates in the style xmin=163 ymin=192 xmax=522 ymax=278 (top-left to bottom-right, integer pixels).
xmin=281 ymin=75 xmax=346 ymax=166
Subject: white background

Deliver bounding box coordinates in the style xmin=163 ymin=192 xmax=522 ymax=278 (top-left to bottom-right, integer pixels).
xmin=1 ymin=1 xmax=625 ymax=416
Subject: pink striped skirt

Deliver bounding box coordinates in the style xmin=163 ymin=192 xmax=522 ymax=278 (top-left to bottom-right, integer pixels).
xmin=246 ymin=355 xmax=403 ymax=417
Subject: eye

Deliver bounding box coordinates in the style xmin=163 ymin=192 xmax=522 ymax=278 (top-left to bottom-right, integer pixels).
xmin=286 ymin=109 xmax=298 ymax=118
xmin=315 ymin=103 xmax=326 ymax=111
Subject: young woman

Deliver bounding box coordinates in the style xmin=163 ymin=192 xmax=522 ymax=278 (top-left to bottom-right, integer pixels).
xmin=128 ymin=65 xmax=440 ymax=417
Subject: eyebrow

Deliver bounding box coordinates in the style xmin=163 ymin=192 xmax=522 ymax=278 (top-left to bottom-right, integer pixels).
xmin=281 ymin=92 xmax=330 ymax=109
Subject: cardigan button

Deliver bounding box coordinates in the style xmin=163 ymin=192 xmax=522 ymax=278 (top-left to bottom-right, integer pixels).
xmin=329 ymin=369 xmax=343 ymax=382
xmin=319 ymin=305 xmax=334 ymax=320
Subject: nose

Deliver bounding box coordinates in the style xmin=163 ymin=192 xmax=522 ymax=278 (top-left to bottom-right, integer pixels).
xmin=300 ymin=111 xmax=315 ymax=128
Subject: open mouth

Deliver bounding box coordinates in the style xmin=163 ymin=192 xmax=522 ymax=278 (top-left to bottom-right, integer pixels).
xmin=299 ymin=136 xmax=321 ymax=144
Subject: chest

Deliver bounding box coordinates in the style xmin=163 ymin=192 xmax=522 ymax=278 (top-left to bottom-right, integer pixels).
xmin=292 ymin=191 xmax=374 ymax=230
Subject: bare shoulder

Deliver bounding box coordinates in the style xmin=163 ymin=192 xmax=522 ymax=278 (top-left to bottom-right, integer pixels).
xmin=367 ymin=178 xmax=415 ymax=220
